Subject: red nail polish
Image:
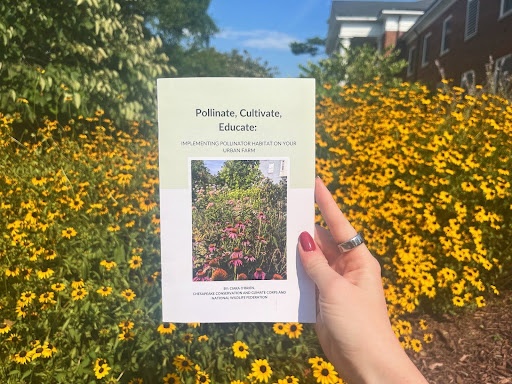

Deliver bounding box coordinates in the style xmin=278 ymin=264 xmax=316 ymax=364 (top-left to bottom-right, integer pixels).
xmin=299 ymin=231 xmax=316 ymax=252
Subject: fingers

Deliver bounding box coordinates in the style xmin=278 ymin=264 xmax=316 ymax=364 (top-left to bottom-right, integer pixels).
xmin=298 ymin=231 xmax=348 ymax=294
xmin=314 ymin=178 xmax=373 ymax=262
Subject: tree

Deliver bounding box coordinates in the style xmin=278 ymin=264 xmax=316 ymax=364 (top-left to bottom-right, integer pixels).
xmin=191 ymin=160 xmax=214 ymax=200
xmin=172 ymin=48 xmax=278 ymax=78
xmin=299 ymin=45 xmax=407 ymax=90
xmin=216 ymin=160 xmax=263 ymax=190
xmin=290 ymin=37 xmax=326 ymax=56
xmin=0 ymin=0 xmax=174 ymax=129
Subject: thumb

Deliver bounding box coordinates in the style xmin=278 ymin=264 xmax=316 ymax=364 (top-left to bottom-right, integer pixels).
xmin=298 ymin=231 xmax=348 ymax=294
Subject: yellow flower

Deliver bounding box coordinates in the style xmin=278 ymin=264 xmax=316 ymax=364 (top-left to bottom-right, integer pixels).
xmin=36 ymin=268 xmax=54 ymax=279
xmin=129 ymin=255 xmax=143 ymax=269
xmin=232 ymin=340 xmax=249 ymax=359
xmin=118 ymin=320 xmax=134 ymax=330
xmin=71 ymin=288 xmax=88 ymax=301
xmin=157 ymin=323 xmax=176 ymax=335
xmin=195 ymin=370 xmax=210 ymax=384
xmin=94 ymin=358 xmax=111 ymax=379
xmin=248 ymin=359 xmax=272 ymax=383
xmin=163 ymin=373 xmax=181 ymax=383
xmin=100 ymin=260 xmax=117 ymax=271
xmin=277 ymin=376 xmax=299 ymax=384
xmin=284 ymin=323 xmax=303 ymax=338
xmin=121 ymin=289 xmax=136 ymax=302
xmin=39 ymin=291 xmax=55 ymax=304
xmin=173 ymin=354 xmax=194 ymax=373
xmin=96 ymin=286 xmax=113 ymax=296
xmin=12 ymin=350 xmax=33 ymax=364
xmin=0 ymin=321 xmax=12 ymax=334
xmin=61 ymin=227 xmax=77 ymax=238
xmin=312 ymin=361 xmax=338 ymax=384
xmin=272 ymin=322 xmax=286 ymax=335
xmin=198 ymin=335 xmax=209 ymax=342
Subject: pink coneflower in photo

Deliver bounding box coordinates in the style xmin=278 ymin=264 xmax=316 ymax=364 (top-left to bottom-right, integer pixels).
xmin=237 ymin=273 xmax=248 ymax=280
xmin=231 ymin=248 xmax=243 ymax=259
xmin=256 ymin=211 xmax=266 ymax=220
xmin=208 ymin=244 xmax=216 ymax=253
xmin=254 ymin=268 xmax=266 ymax=280
xmin=211 ymin=268 xmax=228 ymax=281
xmin=206 ymin=202 xmax=214 ymax=209
xmin=235 ymin=221 xmax=246 ymax=230
xmin=193 ymin=270 xmax=210 ymax=281
xmin=229 ymin=257 xmax=243 ymax=267
xmin=244 ymin=255 xmax=256 ymax=262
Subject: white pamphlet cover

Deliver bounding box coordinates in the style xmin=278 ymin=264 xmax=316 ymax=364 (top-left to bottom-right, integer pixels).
xmin=157 ymin=77 xmax=315 ymax=323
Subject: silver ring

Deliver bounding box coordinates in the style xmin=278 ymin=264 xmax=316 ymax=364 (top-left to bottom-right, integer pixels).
xmin=337 ymin=232 xmax=365 ymax=253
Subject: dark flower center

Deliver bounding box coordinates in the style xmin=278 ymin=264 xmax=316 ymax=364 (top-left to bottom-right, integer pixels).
xmin=36 ymin=347 xmax=43 ymax=353
xmin=290 ymin=325 xmax=297 ymax=332
xmin=199 ymin=376 xmax=207 ymax=383
xmin=260 ymin=366 xmax=267 ymax=373
xmin=321 ymin=368 xmax=329 ymax=376
xmin=239 ymin=346 xmax=245 ymax=351
xmin=20 ymin=351 xmax=27 ymax=357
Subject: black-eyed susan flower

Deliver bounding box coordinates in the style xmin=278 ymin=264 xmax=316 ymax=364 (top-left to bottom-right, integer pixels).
xmin=94 ymin=358 xmax=111 ymax=379
xmin=20 ymin=291 xmax=36 ymax=304
xmin=96 ymin=286 xmax=113 ymax=296
xmin=182 ymin=333 xmax=194 ymax=343
xmin=195 ymin=370 xmax=210 ymax=384
xmin=12 ymin=350 xmax=33 ymax=364
xmin=410 ymin=338 xmax=423 ymax=353
xmin=38 ymin=291 xmax=55 ymax=304
xmin=5 ymin=266 xmax=20 ymax=277
xmin=107 ymin=224 xmax=121 ymax=232
xmin=273 ymin=323 xmax=286 ymax=335
xmin=163 ymin=372 xmax=181 ymax=384
xmin=423 ymin=333 xmax=433 ymax=343
xmin=157 ymin=323 xmax=176 ymax=335
xmin=277 ymin=376 xmax=299 ymax=384
xmin=121 ymin=288 xmax=136 ymax=302
xmin=198 ymin=335 xmax=209 ymax=342
xmin=118 ymin=330 xmax=134 ymax=341
xmin=100 ymin=260 xmax=117 ymax=271
xmin=312 ymin=361 xmax=338 ymax=384
xmin=7 ymin=333 xmax=21 ymax=343
xmin=129 ymin=255 xmax=143 ymax=269
xmin=36 ymin=267 xmax=54 ymax=279
xmin=173 ymin=354 xmax=194 ymax=373
xmin=61 ymin=227 xmax=77 ymax=238
xmin=0 ymin=321 xmax=12 ymax=334
xmin=118 ymin=320 xmax=134 ymax=330
xmin=71 ymin=288 xmax=88 ymax=301
xmin=248 ymin=359 xmax=272 ymax=383
xmin=284 ymin=323 xmax=303 ymax=339
xmin=31 ymin=176 xmax=47 ymax=186
xmin=232 ymin=340 xmax=249 ymax=359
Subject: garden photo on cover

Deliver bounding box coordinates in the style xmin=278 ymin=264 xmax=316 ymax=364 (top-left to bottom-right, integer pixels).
xmin=191 ymin=159 xmax=288 ymax=282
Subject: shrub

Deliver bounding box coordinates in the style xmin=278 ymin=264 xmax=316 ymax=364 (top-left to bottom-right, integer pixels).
xmin=316 ymin=80 xmax=512 ymax=349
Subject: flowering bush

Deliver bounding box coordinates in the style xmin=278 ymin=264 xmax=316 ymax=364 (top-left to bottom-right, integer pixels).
xmin=316 ymin=80 xmax=512 ymax=350
xmin=0 ymin=113 xmax=338 ymax=383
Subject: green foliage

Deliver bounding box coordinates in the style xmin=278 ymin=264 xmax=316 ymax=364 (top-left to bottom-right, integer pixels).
xmin=172 ymin=48 xmax=278 ymax=78
xmin=0 ymin=0 xmax=173 ymax=129
xmin=290 ymin=37 xmax=326 ymax=56
xmin=300 ymin=45 xmax=407 ymax=94
xmin=217 ymin=160 xmax=264 ymax=190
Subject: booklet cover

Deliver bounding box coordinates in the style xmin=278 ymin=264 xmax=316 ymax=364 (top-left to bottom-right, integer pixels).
xmin=157 ymin=77 xmax=315 ymax=323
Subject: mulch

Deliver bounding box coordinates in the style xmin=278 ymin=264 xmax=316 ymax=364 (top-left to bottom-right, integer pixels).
xmin=408 ymin=291 xmax=512 ymax=384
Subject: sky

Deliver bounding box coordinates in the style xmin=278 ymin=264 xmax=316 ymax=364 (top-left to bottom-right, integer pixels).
xmin=208 ymin=0 xmax=332 ymax=78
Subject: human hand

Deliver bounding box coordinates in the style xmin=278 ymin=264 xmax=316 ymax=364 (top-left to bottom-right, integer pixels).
xmin=298 ymin=178 xmax=428 ymax=384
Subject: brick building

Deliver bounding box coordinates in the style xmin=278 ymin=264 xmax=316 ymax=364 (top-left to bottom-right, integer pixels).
xmin=327 ymin=0 xmax=512 ymax=88
xmin=398 ymin=0 xmax=512 ymax=88
xmin=326 ymin=1 xmax=435 ymax=55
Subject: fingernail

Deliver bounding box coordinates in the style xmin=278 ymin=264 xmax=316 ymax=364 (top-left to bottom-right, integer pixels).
xmin=299 ymin=231 xmax=316 ymax=252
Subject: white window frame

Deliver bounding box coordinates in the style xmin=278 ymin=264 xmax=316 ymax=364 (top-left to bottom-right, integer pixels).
xmin=421 ymin=32 xmax=432 ymax=67
xmin=500 ymin=0 xmax=512 ymax=18
xmin=407 ymin=46 xmax=417 ymax=77
xmin=465 ymin=0 xmax=479 ymax=40
xmin=440 ymin=15 xmax=453 ymax=55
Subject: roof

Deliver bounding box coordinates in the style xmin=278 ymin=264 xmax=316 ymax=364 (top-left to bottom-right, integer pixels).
xmin=330 ymin=0 xmax=435 ymax=18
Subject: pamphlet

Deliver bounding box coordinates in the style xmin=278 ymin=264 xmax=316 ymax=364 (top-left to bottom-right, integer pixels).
xmin=157 ymin=77 xmax=316 ymax=323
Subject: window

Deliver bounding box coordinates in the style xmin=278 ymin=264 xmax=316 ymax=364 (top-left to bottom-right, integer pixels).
xmin=267 ymin=163 xmax=275 ymax=174
xmin=421 ymin=33 xmax=432 ymax=67
xmin=461 ymin=70 xmax=475 ymax=90
xmin=407 ymin=46 xmax=417 ymax=76
xmin=441 ymin=16 xmax=453 ymax=55
xmin=501 ymin=0 xmax=512 ymax=17
xmin=465 ymin=0 xmax=479 ymax=39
